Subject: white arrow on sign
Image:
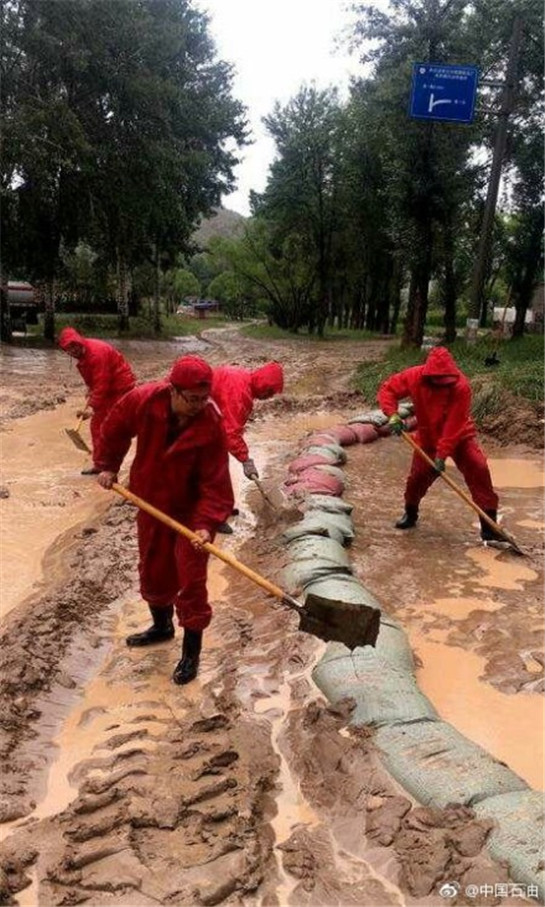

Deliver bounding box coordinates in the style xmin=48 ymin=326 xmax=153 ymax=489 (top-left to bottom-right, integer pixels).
xmin=428 ymin=93 xmax=453 ymax=113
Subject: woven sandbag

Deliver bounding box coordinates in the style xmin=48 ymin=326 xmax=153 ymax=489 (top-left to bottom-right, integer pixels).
xmin=474 ymin=791 xmax=544 ymax=893
xmin=303 ymin=494 xmax=354 ymax=514
xmin=313 ymin=646 xmax=437 ymax=728
xmin=306 ymin=444 xmax=347 ymax=464
xmin=305 ymin=431 xmax=339 ymax=447
xmin=350 ymin=423 xmax=381 ymax=444
xmin=322 ymin=424 xmax=360 ymax=446
xmin=282 ymin=511 xmax=355 ymax=546
xmin=284 ymin=536 xmax=352 ymax=589
xmin=375 ymin=721 xmax=528 ymax=809
xmin=284 ymin=468 xmax=344 ymax=496
xmin=349 ymin=403 xmax=413 ymax=426
xmin=288 ymin=453 xmax=338 ymax=474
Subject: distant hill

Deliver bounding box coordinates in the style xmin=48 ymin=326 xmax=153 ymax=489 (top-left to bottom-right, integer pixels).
xmin=193 ymin=207 xmax=247 ymax=247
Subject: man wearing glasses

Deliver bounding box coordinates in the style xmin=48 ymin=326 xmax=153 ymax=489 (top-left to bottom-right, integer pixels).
xmin=96 ymin=355 xmax=234 ymax=685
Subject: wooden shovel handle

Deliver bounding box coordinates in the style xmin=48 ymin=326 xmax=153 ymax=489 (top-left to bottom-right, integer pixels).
xmin=399 ymin=431 xmax=523 ymax=553
xmin=112 ymin=482 xmax=288 ymax=602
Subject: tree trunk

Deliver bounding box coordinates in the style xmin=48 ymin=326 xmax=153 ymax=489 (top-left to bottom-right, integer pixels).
xmin=117 ymin=253 xmax=130 ymax=332
xmin=43 ymin=279 xmax=55 ymax=342
xmin=442 ymin=219 xmax=457 ymax=343
xmin=153 ymin=243 xmax=161 ymax=334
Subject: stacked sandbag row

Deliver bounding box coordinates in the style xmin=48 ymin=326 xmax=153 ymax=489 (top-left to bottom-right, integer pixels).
xmin=279 ymin=408 xmax=543 ymax=899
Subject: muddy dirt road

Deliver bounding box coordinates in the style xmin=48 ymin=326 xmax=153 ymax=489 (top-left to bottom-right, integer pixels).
xmin=0 ymin=328 xmax=543 ymax=907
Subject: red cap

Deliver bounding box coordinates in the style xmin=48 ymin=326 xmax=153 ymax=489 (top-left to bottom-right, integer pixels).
xmin=169 ymin=355 xmax=212 ymax=390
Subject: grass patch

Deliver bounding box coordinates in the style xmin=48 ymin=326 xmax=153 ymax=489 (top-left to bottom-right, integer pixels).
xmin=26 ymin=312 xmax=229 ymax=340
xmin=354 ymin=335 xmax=545 ymax=412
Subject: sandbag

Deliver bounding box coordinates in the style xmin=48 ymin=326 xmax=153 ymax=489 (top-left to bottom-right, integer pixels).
xmin=282 ymin=510 xmax=355 ymax=546
xmin=302 ymin=494 xmax=354 ymax=514
xmin=306 ymin=444 xmax=347 ymax=465
xmin=305 ymin=431 xmax=339 ymax=447
xmin=288 ymin=453 xmax=338 ymax=474
xmin=375 ymin=721 xmax=528 ymax=809
xmin=321 ymin=424 xmax=360 ymax=446
xmin=313 ymin=645 xmax=437 ymax=728
xmin=284 ymin=536 xmax=352 ymax=589
xmin=284 ymin=468 xmax=344 ymax=496
xmin=349 ymin=403 xmax=413 ymax=426
xmin=474 ymin=791 xmax=544 ymax=894
xmin=350 ymin=423 xmax=381 ymax=444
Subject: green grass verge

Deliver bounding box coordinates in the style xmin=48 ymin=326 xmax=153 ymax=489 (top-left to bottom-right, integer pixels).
xmin=354 ymin=335 xmax=544 ymax=417
xmin=26 ymin=312 xmax=229 ymax=340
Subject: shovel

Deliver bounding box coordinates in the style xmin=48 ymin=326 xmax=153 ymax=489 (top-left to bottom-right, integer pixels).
xmin=399 ymin=430 xmax=526 ymax=557
xmin=112 ymin=482 xmax=381 ymax=650
xmin=251 ymin=475 xmax=286 ymax=510
xmin=65 ymin=413 xmax=91 ymax=454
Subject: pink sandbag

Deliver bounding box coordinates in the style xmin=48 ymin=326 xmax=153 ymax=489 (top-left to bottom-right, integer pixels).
xmin=284 ymin=467 xmax=344 ymax=496
xmin=305 ymin=431 xmax=339 ymax=447
xmin=350 ymin=423 xmax=381 ymax=444
xmin=288 ymin=453 xmax=337 ymax=474
xmin=323 ymin=424 xmax=359 ymax=446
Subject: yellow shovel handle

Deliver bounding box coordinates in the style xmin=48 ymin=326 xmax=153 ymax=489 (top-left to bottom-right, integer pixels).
xmin=112 ymin=482 xmax=287 ymax=601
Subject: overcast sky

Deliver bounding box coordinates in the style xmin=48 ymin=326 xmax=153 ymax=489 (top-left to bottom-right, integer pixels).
xmin=195 ymin=0 xmax=364 ymax=216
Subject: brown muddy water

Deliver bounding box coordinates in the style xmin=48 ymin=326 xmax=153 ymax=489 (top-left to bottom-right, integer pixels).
xmin=0 ymin=339 xmax=543 ymax=906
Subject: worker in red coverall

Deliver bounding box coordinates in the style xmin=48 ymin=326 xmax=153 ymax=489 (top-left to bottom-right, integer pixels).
xmin=377 ymin=346 xmax=503 ymax=542
xmin=211 ymin=362 xmax=284 ymax=533
xmin=58 ymin=327 xmax=136 ymax=475
xmin=96 ymin=355 xmax=234 ymax=685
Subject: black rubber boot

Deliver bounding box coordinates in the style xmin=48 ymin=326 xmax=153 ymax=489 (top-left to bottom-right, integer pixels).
xmin=126 ymin=604 xmax=175 ymax=647
xmin=81 ymin=466 xmax=100 ymax=475
xmin=173 ymin=629 xmax=202 ymax=685
xmin=217 ymin=521 xmax=233 ymax=535
xmin=395 ymin=505 xmax=419 ymax=530
xmin=480 ymin=509 xmax=504 ymax=541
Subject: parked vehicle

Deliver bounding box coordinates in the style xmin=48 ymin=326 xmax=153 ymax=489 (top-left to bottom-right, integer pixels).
xmin=2 ymin=281 xmax=41 ymax=327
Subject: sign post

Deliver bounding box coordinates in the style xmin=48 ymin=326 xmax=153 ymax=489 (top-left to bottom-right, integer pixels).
xmin=410 ymin=63 xmax=479 ymax=124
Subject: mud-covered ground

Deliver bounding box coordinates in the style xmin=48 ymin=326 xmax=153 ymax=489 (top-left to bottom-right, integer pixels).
xmin=0 ymin=327 xmax=542 ymax=907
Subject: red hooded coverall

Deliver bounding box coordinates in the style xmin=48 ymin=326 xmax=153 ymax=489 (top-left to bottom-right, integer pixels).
xmin=377 ymin=347 xmax=498 ymax=512
xmin=97 ymin=383 xmax=234 ymax=630
xmin=211 ymin=362 xmax=284 ymax=461
xmin=59 ymin=327 xmax=135 ymax=465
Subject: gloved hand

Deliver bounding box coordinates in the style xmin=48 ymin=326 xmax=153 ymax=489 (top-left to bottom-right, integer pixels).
xmin=243 ymin=458 xmax=258 ymax=479
xmin=434 ymin=458 xmax=446 ymax=473
xmin=388 ymin=414 xmax=405 ymax=436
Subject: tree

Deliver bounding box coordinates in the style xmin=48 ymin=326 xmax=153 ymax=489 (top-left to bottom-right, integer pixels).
xmin=1 ymin=0 xmax=248 ymax=338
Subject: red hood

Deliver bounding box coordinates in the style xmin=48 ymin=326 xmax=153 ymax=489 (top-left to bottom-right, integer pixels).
xmin=422 ymin=347 xmax=461 ymax=380
xmin=58 ymin=327 xmax=85 ymax=350
xmin=250 ymin=362 xmax=284 ymax=398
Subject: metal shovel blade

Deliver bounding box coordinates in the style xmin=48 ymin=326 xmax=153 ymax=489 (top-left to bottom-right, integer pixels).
xmin=252 ymin=476 xmax=288 ymax=510
xmin=296 ymin=593 xmax=381 ymax=650
xmin=65 ymin=427 xmax=91 ymax=454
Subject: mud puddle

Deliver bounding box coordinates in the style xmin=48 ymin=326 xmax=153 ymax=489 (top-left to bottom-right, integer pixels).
xmin=345 ymin=438 xmax=544 ymax=791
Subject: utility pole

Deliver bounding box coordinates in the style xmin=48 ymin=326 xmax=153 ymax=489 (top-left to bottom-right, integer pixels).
xmin=466 ymin=14 xmax=523 ymax=339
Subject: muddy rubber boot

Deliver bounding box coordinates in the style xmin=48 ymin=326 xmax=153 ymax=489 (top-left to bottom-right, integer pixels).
xmin=217 ymin=521 xmax=233 ymax=535
xmin=480 ymin=509 xmax=504 ymax=542
xmin=81 ymin=466 xmax=100 ymax=475
xmin=173 ymin=629 xmax=202 ymax=685
xmin=126 ymin=604 xmax=175 ymax=647
xmin=395 ymin=505 xmax=419 ymax=530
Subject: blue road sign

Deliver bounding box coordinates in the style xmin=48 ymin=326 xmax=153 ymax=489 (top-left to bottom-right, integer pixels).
xmin=410 ymin=62 xmax=479 ymax=123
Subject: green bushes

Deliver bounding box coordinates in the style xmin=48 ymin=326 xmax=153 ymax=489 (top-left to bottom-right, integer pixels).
xmin=354 ymin=335 xmax=544 ymax=411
